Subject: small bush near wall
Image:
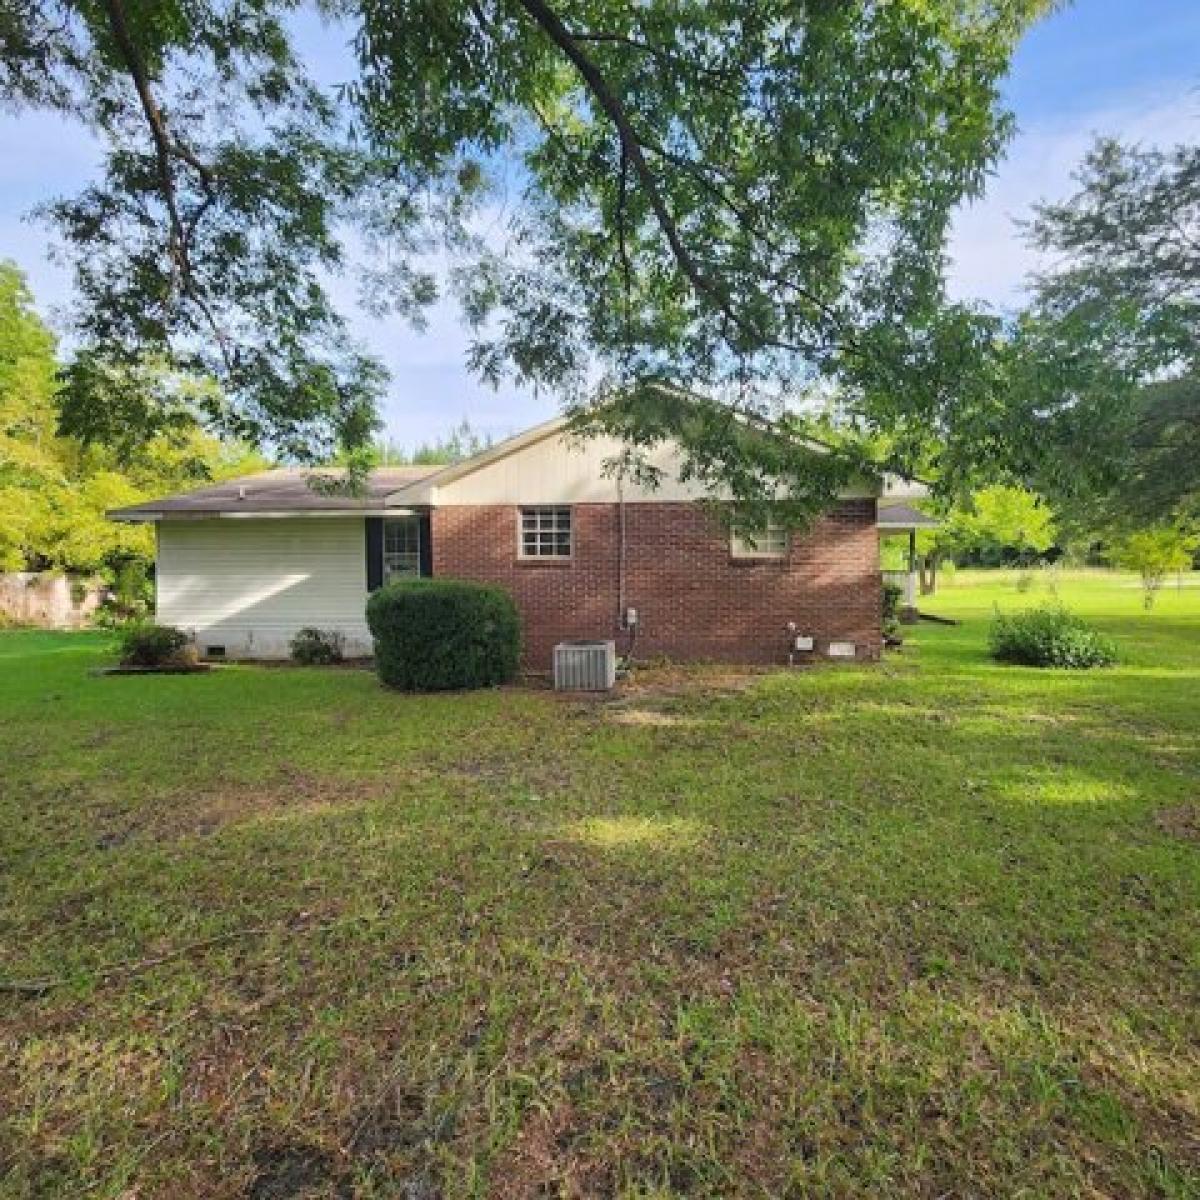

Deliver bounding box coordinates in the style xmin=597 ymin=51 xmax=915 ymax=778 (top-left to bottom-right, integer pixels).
xmin=289 ymin=627 xmax=345 ymax=665
xmin=882 ymin=580 xmax=902 ymax=617
xmin=881 ymin=581 xmax=903 ymax=640
xmin=119 ymin=623 xmax=190 ymax=667
xmin=367 ymin=578 xmax=521 ymax=691
xmin=989 ymin=606 xmax=1117 ymax=669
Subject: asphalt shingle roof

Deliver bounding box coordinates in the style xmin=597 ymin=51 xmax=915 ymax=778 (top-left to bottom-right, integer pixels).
xmin=108 ymin=466 xmax=441 ymax=517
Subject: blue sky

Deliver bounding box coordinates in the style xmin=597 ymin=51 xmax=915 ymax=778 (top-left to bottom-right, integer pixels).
xmin=1 ymin=0 xmax=1197 ymax=449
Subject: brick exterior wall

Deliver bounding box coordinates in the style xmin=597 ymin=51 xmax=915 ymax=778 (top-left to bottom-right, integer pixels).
xmin=431 ymin=500 xmax=882 ymax=668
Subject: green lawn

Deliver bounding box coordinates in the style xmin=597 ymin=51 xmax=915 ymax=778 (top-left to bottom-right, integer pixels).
xmin=1 ymin=572 xmax=1197 ymax=1199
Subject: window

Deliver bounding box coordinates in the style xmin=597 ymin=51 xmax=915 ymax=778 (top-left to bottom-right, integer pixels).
xmin=383 ymin=517 xmax=421 ymax=581
xmin=520 ymin=506 xmax=572 ymax=559
xmin=731 ymin=521 xmax=789 ymax=559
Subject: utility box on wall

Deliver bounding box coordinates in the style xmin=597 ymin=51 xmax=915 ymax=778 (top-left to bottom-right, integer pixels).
xmin=553 ymin=640 xmax=617 ymax=691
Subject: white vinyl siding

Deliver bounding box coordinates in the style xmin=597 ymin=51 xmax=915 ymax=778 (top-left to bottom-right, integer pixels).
xmin=156 ymin=517 xmax=370 ymax=659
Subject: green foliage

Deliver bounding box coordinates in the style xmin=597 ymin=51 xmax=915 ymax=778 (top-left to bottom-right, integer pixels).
xmin=1013 ymin=139 xmax=1200 ymax=527
xmin=0 ymin=263 xmax=265 ymax=577
xmin=94 ymin=559 xmax=153 ymax=627
xmin=360 ymin=419 xmax=494 ymax=467
xmin=366 ymin=578 xmax=520 ymax=691
xmin=1112 ymin=527 xmax=1199 ymax=609
xmin=989 ymin=606 xmax=1117 ymax=669
xmin=882 ymin=580 xmax=903 ymax=637
xmin=882 ymin=582 xmax=903 ymax=623
xmin=3 ymin=1 xmax=1049 ymax=502
xmin=928 ymin=485 xmax=1056 ymax=567
xmin=0 ymin=261 xmax=59 ymax=571
xmin=957 ymin=486 xmax=1055 ymax=559
xmin=5 ymin=3 xmax=414 ymax=460
xmin=289 ymin=627 xmax=346 ymax=666
xmin=118 ymin=622 xmax=189 ymax=667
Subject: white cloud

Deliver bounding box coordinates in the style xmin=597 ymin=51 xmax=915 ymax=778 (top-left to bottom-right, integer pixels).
xmin=947 ymin=88 xmax=1200 ymax=310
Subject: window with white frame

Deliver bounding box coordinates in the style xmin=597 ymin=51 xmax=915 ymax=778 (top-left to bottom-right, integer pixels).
xmin=520 ymin=506 xmax=572 ymax=559
xmin=731 ymin=520 xmax=789 ymax=558
xmin=383 ymin=516 xmax=421 ymax=581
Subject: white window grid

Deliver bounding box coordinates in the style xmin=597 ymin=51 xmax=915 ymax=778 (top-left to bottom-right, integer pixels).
xmin=383 ymin=517 xmax=421 ymax=580
xmin=731 ymin=521 xmax=789 ymax=558
xmin=520 ymin=506 xmax=572 ymax=558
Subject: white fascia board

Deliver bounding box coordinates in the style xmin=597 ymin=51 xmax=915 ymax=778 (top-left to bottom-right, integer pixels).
xmin=133 ymin=508 xmax=420 ymax=522
xmin=214 ymin=509 xmax=416 ymax=519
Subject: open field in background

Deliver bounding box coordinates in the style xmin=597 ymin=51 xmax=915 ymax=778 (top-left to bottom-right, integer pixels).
xmin=1 ymin=571 xmax=1198 ymax=1198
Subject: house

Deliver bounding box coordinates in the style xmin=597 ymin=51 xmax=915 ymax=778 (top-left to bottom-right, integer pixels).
xmin=109 ymin=416 xmax=927 ymax=666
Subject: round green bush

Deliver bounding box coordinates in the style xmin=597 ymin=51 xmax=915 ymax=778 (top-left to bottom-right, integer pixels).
xmin=988 ymin=605 xmax=1117 ymax=669
xmin=118 ymin=622 xmax=189 ymax=667
xmin=366 ymin=578 xmax=521 ymax=691
xmin=289 ymin=626 xmax=345 ymax=665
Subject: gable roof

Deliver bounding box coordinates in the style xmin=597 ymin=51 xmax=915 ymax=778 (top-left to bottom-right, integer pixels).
xmin=109 ymin=412 xmax=928 ymax=521
xmin=108 ymin=465 xmax=440 ymax=521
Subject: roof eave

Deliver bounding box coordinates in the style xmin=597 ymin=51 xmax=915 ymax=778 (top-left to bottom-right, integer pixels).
xmin=107 ymin=507 xmax=421 ymax=521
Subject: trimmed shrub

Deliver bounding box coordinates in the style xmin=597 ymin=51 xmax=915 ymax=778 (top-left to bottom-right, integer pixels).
xmin=118 ymin=622 xmax=190 ymax=667
xmin=882 ymin=581 xmax=903 ymax=621
xmin=366 ymin=578 xmax=521 ymax=691
xmin=289 ymin=627 xmax=345 ymax=665
xmin=989 ymin=606 xmax=1117 ymax=669
xmin=882 ymin=580 xmax=903 ymax=640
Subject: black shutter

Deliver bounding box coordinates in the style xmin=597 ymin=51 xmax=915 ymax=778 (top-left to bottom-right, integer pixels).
xmin=365 ymin=517 xmax=384 ymax=591
xmin=418 ymin=514 xmax=432 ymax=577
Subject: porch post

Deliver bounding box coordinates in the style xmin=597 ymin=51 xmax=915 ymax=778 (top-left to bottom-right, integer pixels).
xmin=901 ymin=528 xmax=919 ymax=623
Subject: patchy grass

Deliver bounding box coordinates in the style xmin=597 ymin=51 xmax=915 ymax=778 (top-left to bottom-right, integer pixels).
xmin=1 ymin=572 xmax=1198 ymax=1199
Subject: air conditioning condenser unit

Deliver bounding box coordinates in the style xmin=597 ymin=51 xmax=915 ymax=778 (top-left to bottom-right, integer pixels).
xmin=553 ymin=640 xmax=617 ymax=691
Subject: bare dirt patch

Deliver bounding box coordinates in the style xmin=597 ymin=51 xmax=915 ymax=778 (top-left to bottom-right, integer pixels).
xmin=115 ymin=768 xmax=388 ymax=842
xmin=620 ymin=662 xmax=774 ymax=700
xmin=606 ymin=708 xmax=709 ymax=728
xmin=1155 ymin=802 xmax=1200 ymax=844
xmin=248 ymin=1144 xmax=336 ymax=1200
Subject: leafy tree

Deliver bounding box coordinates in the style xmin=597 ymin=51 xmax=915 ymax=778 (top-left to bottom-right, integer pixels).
xmin=1113 ymin=527 xmax=1198 ymax=610
xmin=905 ymin=484 xmax=1054 ymax=593
xmin=408 ymin=419 xmax=494 ymax=466
xmin=0 ymin=262 xmax=64 ymax=570
xmin=1013 ymin=139 xmax=1199 ymax=528
xmin=1 ymin=0 xmax=1050 ymax=513
xmin=949 ymin=485 xmax=1055 ymax=564
xmin=366 ymin=419 xmax=494 ymax=467
xmin=0 ymin=262 xmax=264 ymax=575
